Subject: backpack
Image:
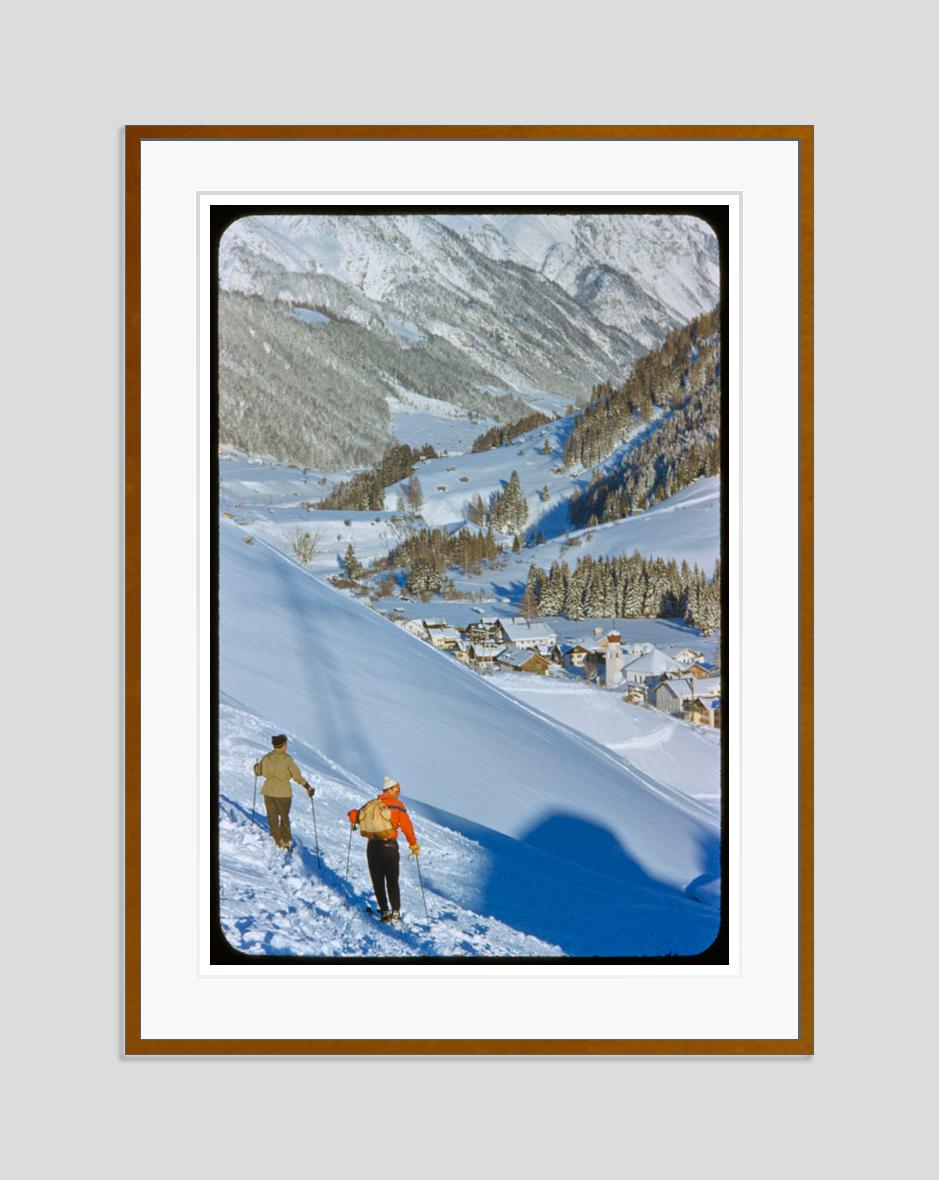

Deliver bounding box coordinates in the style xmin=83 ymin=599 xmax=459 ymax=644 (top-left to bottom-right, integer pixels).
xmin=358 ymin=797 xmax=394 ymax=838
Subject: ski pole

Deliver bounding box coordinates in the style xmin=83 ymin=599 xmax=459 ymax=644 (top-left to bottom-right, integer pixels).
xmin=346 ymin=823 xmax=354 ymax=876
xmin=414 ymin=854 xmax=429 ymax=920
xmin=309 ymin=792 xmax=321 ymax=868
xmin=251 ymin=764 xmax=259 ymax=827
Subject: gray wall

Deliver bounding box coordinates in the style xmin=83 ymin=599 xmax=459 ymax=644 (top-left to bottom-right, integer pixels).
xmin=5 ymin=3 xmax=932 ymax=1178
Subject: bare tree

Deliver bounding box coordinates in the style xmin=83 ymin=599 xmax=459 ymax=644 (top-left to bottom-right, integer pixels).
xmin=292 ymin=528 xmax=321 ymax=565
xmin=406 ymin=473 xmax=424 ymax=512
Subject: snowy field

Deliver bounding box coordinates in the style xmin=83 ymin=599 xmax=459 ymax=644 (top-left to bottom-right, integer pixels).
xmin=218 ymin=412 xmax=719 ymax=596
xmin=524 ymin=477 xmax=719 ymax=573
xmin=382 ymin=409 xmax=666 ymax=542
xmin=385 ymin=385 xmax=497 ymax=454
xmin=495 ymin=674 xmax=720 ymax=815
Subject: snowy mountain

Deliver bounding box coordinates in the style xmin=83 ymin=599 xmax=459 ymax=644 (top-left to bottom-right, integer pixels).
xmin=437 ymin=213 xmax=719 ymax=349
xmin=218 ymin=213 xmax=719 ymax=468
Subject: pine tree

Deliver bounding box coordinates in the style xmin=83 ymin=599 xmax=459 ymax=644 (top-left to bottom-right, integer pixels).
xmin=343 ymin=543 xmax=364 ymax=581
xmin=566 ymin=559 xmax=591 ymax=620
xmin=407 ymin=558 xmax=440 ymax=597
xmin=508 ymin=471 xmax=528 ymax=533
xmin=490 ymin=471 xmax=528 ymax=534
xmin=620 ymin=579 xmax=639 ymax=618
xmin=537 ymin=561 xmax=566 ymax=616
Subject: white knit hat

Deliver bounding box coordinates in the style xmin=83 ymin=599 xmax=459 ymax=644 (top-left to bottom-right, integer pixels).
xmin=382 ymin=775 xmax=400 ymax=792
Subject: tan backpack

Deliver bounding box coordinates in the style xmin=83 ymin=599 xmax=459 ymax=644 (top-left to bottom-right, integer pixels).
xmin=358 ymin=797 xmax=394 ymax=838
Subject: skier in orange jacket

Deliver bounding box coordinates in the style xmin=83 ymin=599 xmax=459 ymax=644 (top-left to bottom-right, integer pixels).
xmin=348 ymin=776 xmax=420 ymax=923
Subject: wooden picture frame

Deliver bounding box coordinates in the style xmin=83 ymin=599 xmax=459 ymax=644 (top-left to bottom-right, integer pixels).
xmin=125 ymin=125 xmax=813 ymax=1054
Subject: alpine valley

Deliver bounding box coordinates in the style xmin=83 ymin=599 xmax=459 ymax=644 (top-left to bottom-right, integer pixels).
xmin=218 ymin=212 xmax=719 ymax=469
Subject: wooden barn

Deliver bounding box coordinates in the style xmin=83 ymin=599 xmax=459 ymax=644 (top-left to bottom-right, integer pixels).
xmin=496 ymin=647 xmax=550 ymax=675
xmin=683 ymin=696 xmax=721 ymax=728
xmin=655 ymin=677 xmax=696 ymax=716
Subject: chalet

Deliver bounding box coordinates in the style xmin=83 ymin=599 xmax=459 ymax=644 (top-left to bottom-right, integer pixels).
xmin=690 ymin=676 xmax=721 ymax=699
xmin=683 ymin=696 xmax=721 ymax=728
xmin=687 ymin=661 xmax=718 ymax=679
xmin=496 ymin=648 xmax=550 ymax=675
xmin=621 ymin=646 xmax=682 ymax=686
xmin=497 ymin=619 xmax=558 ymax=653
xmin=427 ymin=625 xmax=463 ymax=651
xmin=465 ymin=614 xmax=508 ymax=644
xmin=554 ymin=642 xmax=592 ymax=670
xmin=400 ymin=619 xmax=427 ymax=639
xmin=655 ymin=678 xmax=696 ymax=715
xmin=662 ymin=645 xmax=706 ymax=667
xmin=451 ymin=639 xmax=471 ymax=663
xmin=468 ymin=643 xmax=505 ymax=670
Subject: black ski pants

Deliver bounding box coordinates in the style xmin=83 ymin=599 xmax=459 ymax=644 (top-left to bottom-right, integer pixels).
xmin=366 ymin=838 xmax=400 ymax=913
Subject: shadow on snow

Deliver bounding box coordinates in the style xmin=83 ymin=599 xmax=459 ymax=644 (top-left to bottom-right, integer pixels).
xmin=412 ymin=799 xmax=721 ymax=958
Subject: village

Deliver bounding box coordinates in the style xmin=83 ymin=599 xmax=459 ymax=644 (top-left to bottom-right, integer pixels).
xmin=377 ymin=607 xmax=722 ymax=728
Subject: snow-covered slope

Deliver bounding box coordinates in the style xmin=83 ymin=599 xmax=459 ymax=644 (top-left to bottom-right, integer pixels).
xmin=495 ymin=674 xmax=720 ymax=815
xmin=219 ymin=524 xmax=721 ymax=956
xmin=220 ymin=699 xmax=563 ymax=958
xmin=496 ymin=476 xmax=721 ymax=583
xmin=381 ymin=411 xmax=660 ymax=535
xmin=219 ymin=442 xmax=719 ymax=600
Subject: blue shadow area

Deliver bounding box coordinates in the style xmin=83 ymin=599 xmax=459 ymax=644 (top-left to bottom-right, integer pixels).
xmin=412 ymin=799 xmax=720 ymax=958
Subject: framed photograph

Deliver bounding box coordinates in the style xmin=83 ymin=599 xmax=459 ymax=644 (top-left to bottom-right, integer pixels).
xmin=125 ymin=125 xmax=812 ymax=1053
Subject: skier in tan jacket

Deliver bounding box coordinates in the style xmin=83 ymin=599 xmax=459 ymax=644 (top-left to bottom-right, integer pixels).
xmin=253 ymin=734 xmax=314 ymax=852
